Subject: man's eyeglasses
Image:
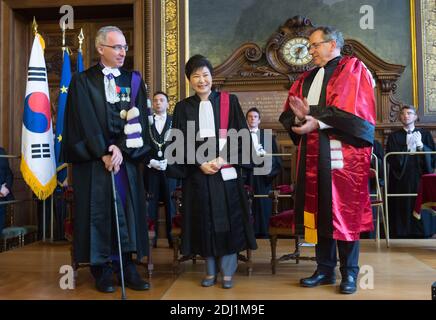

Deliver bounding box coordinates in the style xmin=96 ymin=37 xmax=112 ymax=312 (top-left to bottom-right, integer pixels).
xmin=308 ymin=40 xmax=332 ymax=51
xmin=101 ymin=44 xmax=129 ymax=52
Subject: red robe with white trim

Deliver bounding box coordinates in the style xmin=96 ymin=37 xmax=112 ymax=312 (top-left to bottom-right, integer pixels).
xmin=281 ymin=56 xmax=376 ymax=243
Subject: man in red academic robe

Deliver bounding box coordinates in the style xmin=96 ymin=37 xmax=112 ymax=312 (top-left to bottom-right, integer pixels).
xmin=279 ymin=26 xmax=376 ymax=294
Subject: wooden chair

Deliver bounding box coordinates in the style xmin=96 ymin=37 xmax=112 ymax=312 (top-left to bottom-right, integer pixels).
xmin=0 ymin=203 xmax=26 ymax=252
xmin=268 ymin=184 xmax=315 ymax=274
xmin=370 ymin=153 xmax=389 ymax=247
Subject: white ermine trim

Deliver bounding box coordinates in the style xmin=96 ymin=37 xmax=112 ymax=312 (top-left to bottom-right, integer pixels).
xmin=124 ymin=123 xmax=142 ymax=135
xmin=126 ymin=137 xmax=143 ymax=148
xmin=126 ymin=107 xmax=140 ymax=121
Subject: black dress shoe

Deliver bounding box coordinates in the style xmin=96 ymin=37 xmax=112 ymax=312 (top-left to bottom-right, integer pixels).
xmin=340 ymin=275 xmax=357 ymax=294
xmin=300 ymin=271 xmax=336 ymax=288
xmin=122 ymin=262 xmax=150 ymax=291
xmin=94 ymin=266 xmax=116 ymax=293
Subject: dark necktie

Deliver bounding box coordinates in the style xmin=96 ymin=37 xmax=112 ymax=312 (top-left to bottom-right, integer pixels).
xmin=407 ymin=130 xmax=412 ymax=134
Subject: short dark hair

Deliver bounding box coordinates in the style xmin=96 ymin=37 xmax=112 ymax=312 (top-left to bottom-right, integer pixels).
xmin=400 ymin=105 xmax=417 ymax=114
xmin=185 ymin=54 xmax=214 ymax=79
xmin=246 ymin=107 xmax=261 ymax=119
xmin=310 ymin=26 xmax=344 ymax=50
xmin=153 ymin=91 xmax=169 ymax=102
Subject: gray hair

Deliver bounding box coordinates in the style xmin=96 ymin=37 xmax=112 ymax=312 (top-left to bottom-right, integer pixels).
xmin=311 ymin=26 xmax=344 ymax=50
xmin=95 ymin=26 xmax=124 ymax=49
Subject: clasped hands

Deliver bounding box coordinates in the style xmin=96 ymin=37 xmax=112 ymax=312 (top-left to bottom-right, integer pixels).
xmin=102 ymin=145 xmax=123 ymax=174
xmin=200 ymin=157 xmax=226 ymax=175
xmin=410 ymin=131 xmax=424 ymax=149
xmin=288 ymin=95 xmax=319 ymax=135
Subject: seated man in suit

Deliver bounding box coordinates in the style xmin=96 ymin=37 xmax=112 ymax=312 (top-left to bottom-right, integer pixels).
xmin=143 ymin=91 xmax=177 ymax=248
xmin=0 ymin=147 xmax=14 ymax=234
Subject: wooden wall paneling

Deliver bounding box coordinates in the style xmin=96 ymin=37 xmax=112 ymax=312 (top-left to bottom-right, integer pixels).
xmin=144 ymin=0 xmax=158 ymax=95
xmin=212 ymin=17 xmax=411 ymax=188
xmin=4 ymin=0 xmax=134 ymax=9
xmin=11 ymin=11 xmax=33 ymax=226
xmin=0 ymin=1 xmax=13 ymax=150
xmin=133 ymin=0 xmax=144 ymax=76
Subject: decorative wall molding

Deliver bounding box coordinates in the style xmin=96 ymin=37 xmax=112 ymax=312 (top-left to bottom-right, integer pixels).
xmin=421 ymin=0 xmax=436 ymax=116
xmin=161 ymin=0 xmax=180 ymax=112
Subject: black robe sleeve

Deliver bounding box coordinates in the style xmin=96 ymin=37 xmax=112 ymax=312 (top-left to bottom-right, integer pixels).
xmin=266 ymin=135 xmax=282 ymax=180
xmin=220 ymin=94 xmax=251 ymax=167
xmin=166 ymin=101 xmax=188 ymax=178
xmin=61 ymin=73 xmax=108 ymax=163
xmin=420 ymin=130 xmax=436 ymax=174
xmin=309 ymin=105 xmax=374 ymax=147
xmin=279 ymin=110 xmax=301 ymax=146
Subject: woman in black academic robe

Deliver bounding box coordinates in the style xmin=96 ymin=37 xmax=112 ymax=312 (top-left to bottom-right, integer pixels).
xmin=169 ymin=55 xmax=257 ymax=289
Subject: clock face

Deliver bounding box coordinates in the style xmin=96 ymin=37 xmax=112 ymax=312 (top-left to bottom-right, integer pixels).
xmin=281 ymin=37 xmax=312 ymax=66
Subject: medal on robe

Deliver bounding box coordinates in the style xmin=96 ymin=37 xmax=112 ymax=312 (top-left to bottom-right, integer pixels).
xmin=157 ymin=149 xmax=163 ymax=158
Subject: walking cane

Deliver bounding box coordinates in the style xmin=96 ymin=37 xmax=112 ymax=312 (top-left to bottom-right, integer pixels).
xmin=110 ymin=170 xmax=127 ymax=300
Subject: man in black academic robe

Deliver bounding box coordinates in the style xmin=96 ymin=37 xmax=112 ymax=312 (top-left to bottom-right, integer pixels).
xmin=386 ymin=105 xmax=436 ymax=238
xmin=62 ymin=26 xmax=151 ymax=293
xmin=243 ymin=107 xmax=281 ymax=238
xmin=143 ymin=91 xmax=177 ymax=248
xmin=0 ymin=147 xmax=14 ymax=234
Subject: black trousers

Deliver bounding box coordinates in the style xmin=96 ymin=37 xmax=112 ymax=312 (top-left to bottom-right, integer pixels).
xmin=144 ymin=168 xmax=177 ymax=245
xmin=315 ymin=236 xmax=360 ymax=279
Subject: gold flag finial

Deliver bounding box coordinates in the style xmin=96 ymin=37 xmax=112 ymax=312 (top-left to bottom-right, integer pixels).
xmin=32 ymin=16 xmax=38 ymax=36
xmin=78 ymin=28 xmax=84 ymax=52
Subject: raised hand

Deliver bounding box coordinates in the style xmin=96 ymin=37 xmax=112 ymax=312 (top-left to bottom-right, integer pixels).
xmin=288 ymin=96 xmax=309 ymax=121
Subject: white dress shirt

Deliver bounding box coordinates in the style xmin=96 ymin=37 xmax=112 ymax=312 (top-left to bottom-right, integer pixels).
xmin=154 ymin=113 xmax=167 ymax=134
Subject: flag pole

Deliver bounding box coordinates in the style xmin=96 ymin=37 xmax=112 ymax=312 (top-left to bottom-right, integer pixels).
xmin=50 ymin=195 xmax=54 ymax=241
xmin=61 ymin=21 xmax=66 ymax=53
xmin=78 ymin=28 xmax=84 ymax=52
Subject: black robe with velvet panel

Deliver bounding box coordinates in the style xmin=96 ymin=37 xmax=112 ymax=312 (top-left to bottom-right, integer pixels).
xmin=386 ymin=128 xmax=436 ymax=237
xmin=62 ymin=64 xmax=150 ymax=265
xmin=169 ymin=91 xmax=257 ymax=257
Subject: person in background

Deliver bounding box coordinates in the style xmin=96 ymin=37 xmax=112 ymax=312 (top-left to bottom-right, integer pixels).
xmin=0 ymin=147 xmax=14 ymax=234
xmin=143 ymin=91 xmax=177 ymax=248
xmin=244 ymin=107 xmax=281 ymax=238
xmin=386 ymin=105 xmax=436 ymax=238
